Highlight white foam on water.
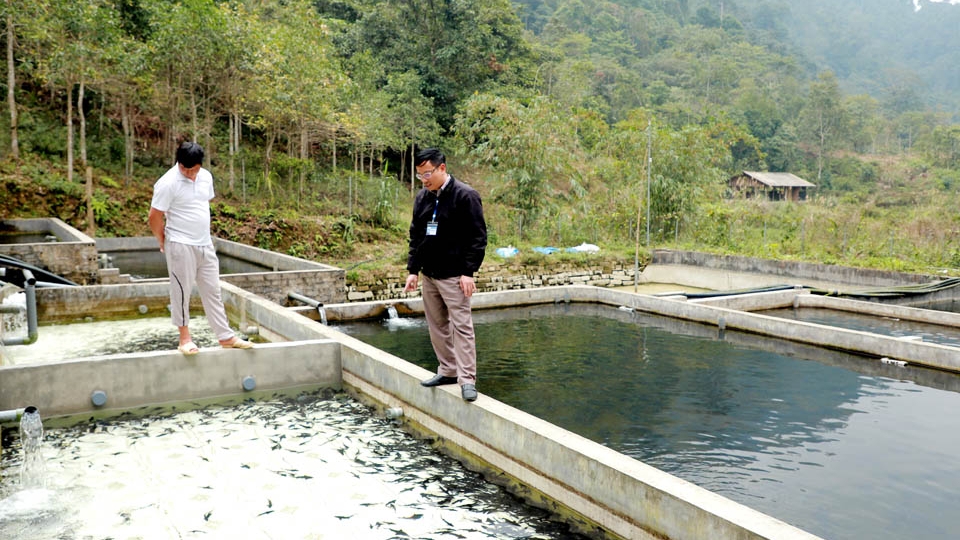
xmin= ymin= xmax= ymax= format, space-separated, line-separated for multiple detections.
xmin=383 ymin=316 xmax=426 ymax=331
xmin=3 ymin=315 xmax=218 ymax=365
xmin=0 ymin=488 xmax=56 ymax=521
xmin=0 ymin=394 xmax=577 ymax=539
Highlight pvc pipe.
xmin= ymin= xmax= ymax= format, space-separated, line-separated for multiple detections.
xmin=2 ymin=270 xmax=38 ymax=346
xmin=0 ymin=408 xmax=25 ymax=423
xmin=289 ymin=291 xmax=327 ymax=323
xmin=288 ymin=291 xmax=322 ymax=308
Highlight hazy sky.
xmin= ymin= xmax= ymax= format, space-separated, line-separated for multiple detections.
xmin=913 ymin=0 xmax=960 ymax=11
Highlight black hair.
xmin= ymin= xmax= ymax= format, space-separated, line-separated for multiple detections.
xmin=175 ymin=141 xmax=205 ymax=168
xmin=415 ymin=148 xmax=445 ymax=168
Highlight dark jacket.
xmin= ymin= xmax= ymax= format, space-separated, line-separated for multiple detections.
xmin=407 ymin=175 xmax=487 ymax=279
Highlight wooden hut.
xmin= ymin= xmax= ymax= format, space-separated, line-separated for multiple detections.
xmin=728 ymin=171 xmax=815 ymax=201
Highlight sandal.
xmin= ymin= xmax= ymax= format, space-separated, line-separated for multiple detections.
xmin=221 ymin=337 xmax=253 ymax=349
xmin=178 ymin=341 xmax=200 ymax=356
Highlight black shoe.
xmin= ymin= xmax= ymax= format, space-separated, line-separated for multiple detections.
xmin=421 ymin=374 xmax=458 ymax=387
xmin=461 ymin=384 xmax=478 ymax=402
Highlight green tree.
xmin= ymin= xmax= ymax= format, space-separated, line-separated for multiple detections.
xmin=339 ymin=0 xmax=535 ymax=129
xmin=453 ymin=93 xmax=581 ymax=238
xmin=26 ymin=0 xmax=116 ymax=181
xmin=381 ymin=71 xmax=439 ymax=192
xmin=143 ymin=0 xmax=233 ymax=155
xmin=918 ymin=125 xmax=960 ymax=168
xmin=799 ymin=71 xmax=847 ymax=184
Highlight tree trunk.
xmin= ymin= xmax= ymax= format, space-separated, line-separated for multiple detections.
xmin=67 ymin=83 xmax=74 ymax=183
xmin=202 ymin=96 xmax=211 ymax=167
xmin=190 ymin=90 xmax=198 ymax=143
xmin=6 ymin=12 xmax=18 ymax=159
xmin=167 ymin=71 xmax=177 ymax=158
xmin=228 ymin=110 xmax=235 ymax=192
xmin=121 ymin=99 xmax=133 ymax=184
xmin=399 ymin=146 xmax=406 ymax=189
xmin=85 ymin=166 xmax=94 ymax=236
xmin=299 ymin=121 xmax=308 ymax=204
xmin=817 ymin=111 xmax=824 ymax=183
xmin=78 ymin=79 xmax=87 ymax=168
xmin=263 ymin=130 xmax=274 ymax=199
xmin=331 ymin=129 xmax=337 ymax=171
xmin=231 ymin=110 xmax=241 ymax=192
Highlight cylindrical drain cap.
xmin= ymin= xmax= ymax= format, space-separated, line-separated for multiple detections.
xmin=91 ymin=390 xmax=108 ymax=407
xmin=242 ymin=376 xmax=256 ymax=391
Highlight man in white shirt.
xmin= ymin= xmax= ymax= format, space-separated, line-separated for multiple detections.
xmin=148 ymin=141 xmax=252 ymax=355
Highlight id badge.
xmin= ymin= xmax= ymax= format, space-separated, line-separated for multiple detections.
xmin=426 ymin=221 xmax=439 ymax=236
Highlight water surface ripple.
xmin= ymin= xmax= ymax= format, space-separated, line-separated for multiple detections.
xmin=339 ymin=303 xmax=960 ymax=540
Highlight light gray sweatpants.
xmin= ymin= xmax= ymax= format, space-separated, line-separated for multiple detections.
xmin=164 ymin=241 xmax=235 ymax=342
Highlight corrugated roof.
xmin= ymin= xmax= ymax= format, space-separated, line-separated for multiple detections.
xmin=739 ymin=171 xmax=816 ymax=187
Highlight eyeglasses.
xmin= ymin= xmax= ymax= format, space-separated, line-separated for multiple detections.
xmin=416 ymin=166 xmax=439 ymax=180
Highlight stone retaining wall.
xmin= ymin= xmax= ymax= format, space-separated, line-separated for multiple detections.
xmin=346 ymin=259 xmax=637 ymax=302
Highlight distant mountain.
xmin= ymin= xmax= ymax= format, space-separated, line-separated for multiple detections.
xmin=755 ymin=0 xmax=960 ymax=114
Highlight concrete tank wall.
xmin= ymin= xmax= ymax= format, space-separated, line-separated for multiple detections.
xmin=94 ymin=236 xmax=347 ymax=305
xmin=0 ymin=284 xmax=830 ymax=540
xmin=651 ymin=249 xmax=937 ymax=288
xmin=0 ymin=218 xmax=99 ymax=285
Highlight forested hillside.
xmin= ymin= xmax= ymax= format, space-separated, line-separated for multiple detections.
xmin=1 ymin=0 xmax=959 ymax=274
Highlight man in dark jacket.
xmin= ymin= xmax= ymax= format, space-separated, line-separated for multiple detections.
xmin=404 ymin=148 xmax=487 ymax=401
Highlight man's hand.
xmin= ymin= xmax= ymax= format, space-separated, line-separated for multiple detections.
xmin=147 ymin=207 xmax=166 ymax=253
xmin=459 ymin=275 xmax=477 ymax=298
xmin=404 ymin=274 xmax=419 ymax=292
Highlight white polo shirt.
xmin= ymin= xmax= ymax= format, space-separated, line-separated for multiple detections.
xmin=150 ymin=165 xmax=215 ymax=246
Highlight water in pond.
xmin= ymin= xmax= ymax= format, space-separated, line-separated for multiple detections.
xmin=0 ymin=390 xmax=585 ymax=540
xmin=0 ymin=232 xmax=57 ymax=244
xmin=334 ymin=303 xmax=960 ymax=540
xmin=2 ymin=316 xmax=225 ymax=365
xmin=760 ymin=307 xmax=960 ymax=348
xmin=104 ymin=250 xmax=272 ymax=279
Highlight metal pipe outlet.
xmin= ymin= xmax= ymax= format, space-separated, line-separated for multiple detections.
xmin=2 ymin=269 xmax=39 ymax=346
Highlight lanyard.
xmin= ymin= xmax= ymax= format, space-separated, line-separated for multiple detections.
xmin=431 ymin=193 xmax=440 ymax=221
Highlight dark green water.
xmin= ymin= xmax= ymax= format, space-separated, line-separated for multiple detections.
xmin=105 ymin=250 xmax=271 ymax=279
xmin=0 ymin=232 xmax=56 ymax=244
xmin=335 ymin=303 xmax=960 ymax=540
xmin=761 ymin=307 xmax=960 ymax=348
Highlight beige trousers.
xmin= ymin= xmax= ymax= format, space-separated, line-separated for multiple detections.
xmin=164 ymin=241 xmax=235 ymax=342
xmin=421 ymin=275 xmax=477 ymax=385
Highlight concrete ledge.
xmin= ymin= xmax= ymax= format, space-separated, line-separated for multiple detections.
xmin=320 ymin=284 xmax=960 ymax=370
xmin=689 ymin=288 xmax=806 ymax=311
xmin=597 ymin=289 xmax=960 ymax=371
xmin=334 ymin=328 xmax=820 ymax=540
xmin=7 ymin=283 xmax=957 ymax=540
xmin=319 ymin=285 xmax=592 ymax=322
xmin=798 ymin=294 xmax=960 ymax=326
xmin=0 ymin=340 xmax=341 ymax=417
xmin=94 ymin=236 xmax=346 ymax=304
xmin=1 ymin=218 xmax=99 ymax=284
xmin=36 ymin=282 xmax=172 ymax=321
xmin=651 ymin=249 xmax=936 ymax=287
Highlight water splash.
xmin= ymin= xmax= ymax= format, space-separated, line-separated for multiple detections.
xmin=317 ymin=306 xmax=328 ymax=325
xmin=386 ymin=305 xmax=399 ymax=319
xmin=1 ymin=292 xmax=27 ymax=341
xmin=18 ymin=407 xmax=45 ymax=489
